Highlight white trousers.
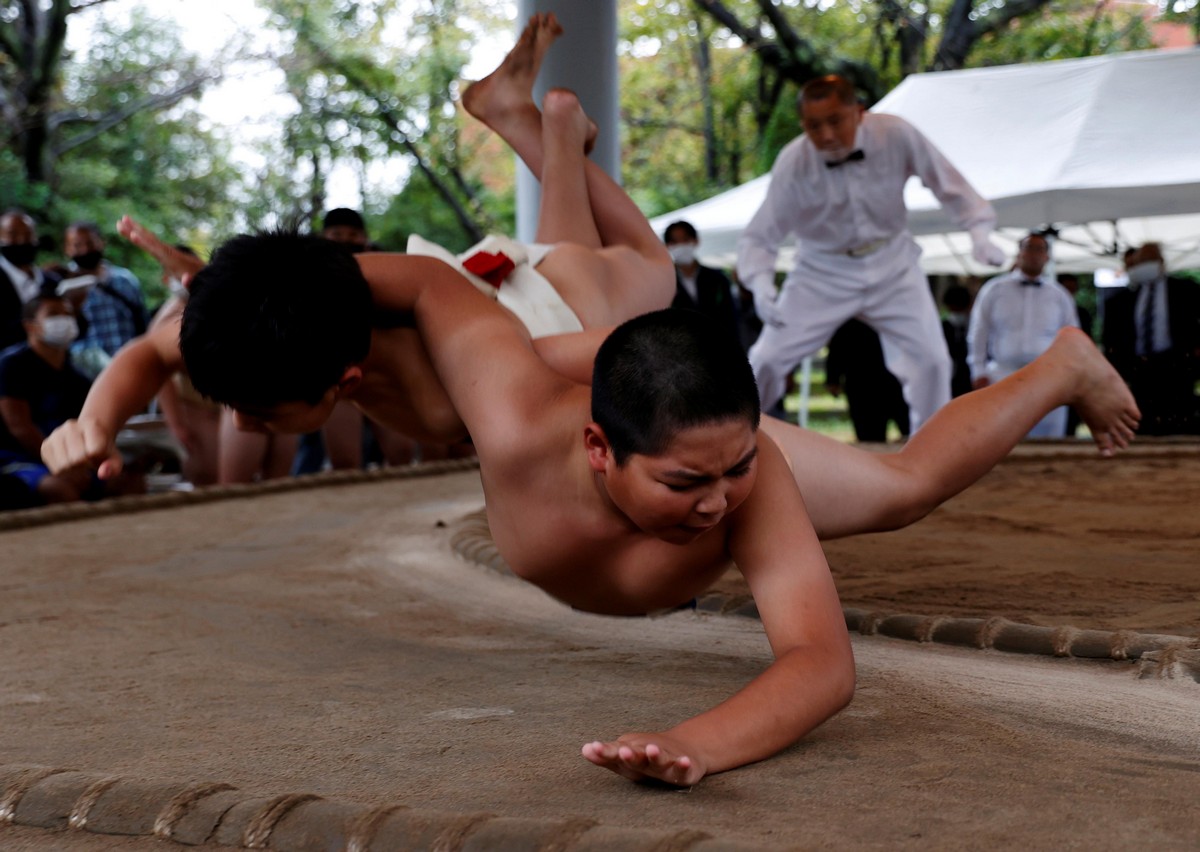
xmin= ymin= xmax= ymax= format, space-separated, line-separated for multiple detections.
xmin=749 ymin=238 xmax=951 ymax=432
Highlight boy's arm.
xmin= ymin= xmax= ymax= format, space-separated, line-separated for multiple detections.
xmin=530 ymin=327 xmax=612 ymax=386
xmin=116 ymin=215 xmax=206 ymax=283
xmin=583 ymin=438 xmax=854 ymax=785
xmin=364 ymin=251 xmax=611 ymax=389
xmin=355 ymin=253 xmax=423 ymax=315
xmin=41 ymin=317 xmax=185 ymax=478
xmin=398 ymin=255 xmax=569 ymax=456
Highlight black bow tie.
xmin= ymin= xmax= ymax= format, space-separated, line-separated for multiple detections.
xmin=826 ymin=149 xmax=865 ymax=169
xmin=1020 ymin=278 xmax=1041 ymax=287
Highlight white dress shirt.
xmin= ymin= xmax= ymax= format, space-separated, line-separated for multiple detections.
xmin=737 ymin=112 xmax=996 ymax=284
xmin=0 ymin=254 xmax=44 ymax=303
xmin=968 ymin=270 xmax=1080 ymax=380
xmin=676 ymin=268 xmax=699 ymax=303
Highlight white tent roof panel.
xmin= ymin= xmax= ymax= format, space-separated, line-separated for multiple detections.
xmin=649 ymin=48 xmax=1200 ymax=275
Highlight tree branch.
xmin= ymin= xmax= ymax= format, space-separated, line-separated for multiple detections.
xmin=933 ymin=0 xmax=1053 ymax=69
xmin=755 ymin=0 xmax=816 ymax=69
xmin=974 ymin=0 xmax=1054 ymax=40
xmin=51 ymin=75 xmax=211 ymax=156
xmin=66 ymin=0 xmax=119 ymax=12
xmin=692 ymin=0 xmax=789 ymax=69
xmin=292 ymin=20 xmax=486 ymax=241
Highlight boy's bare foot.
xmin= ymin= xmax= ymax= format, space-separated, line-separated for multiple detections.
xmin=1053 ymin=328 xmax=1140 ymax=455
xmin=542 ymin=88 xmax=598 ymax=153
xmin=462 ymin=13 xmax=562 ymax=129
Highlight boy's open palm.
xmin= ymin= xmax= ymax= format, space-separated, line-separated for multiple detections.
xmin=582 ymin=732 xmax=706 ymax=787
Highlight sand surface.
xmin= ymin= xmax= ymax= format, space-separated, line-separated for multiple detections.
xmin=714 ymin=443 xmax=1200 ymax=638
xmin=0 ymin=451 xmax=1197 ymax=850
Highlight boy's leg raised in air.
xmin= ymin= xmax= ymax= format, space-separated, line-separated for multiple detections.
xmin=764 ymin=328 xmax=1140 ymax=540
xmin=462 ymin=14 xmax=673 ymax=323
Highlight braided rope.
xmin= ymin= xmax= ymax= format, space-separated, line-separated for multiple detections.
xmin=152 ymin=781 xmax=236 ymax=839
xmin=67 ymin=776 xmax=121 ymax=829
xmin=0 ymin=458 xmax=480 ymax=534
xmin=241 ymin=793 xmax=322 ymax=848
xmin=448 ymin=511 xmax=1200 ymax=664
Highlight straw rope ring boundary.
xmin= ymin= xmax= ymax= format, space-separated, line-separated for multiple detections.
xmin=448 ymin=508 xmax=1200 ymax=676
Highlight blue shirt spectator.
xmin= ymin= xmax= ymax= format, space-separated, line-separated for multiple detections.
xmin=63 ymin=222 xmax=148 ymax=377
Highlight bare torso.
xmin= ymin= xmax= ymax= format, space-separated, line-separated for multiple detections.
xmin=351 ymin=324 xmax=467 ymax=444
xmin=477 ymin=385 xmax=737 ymax=616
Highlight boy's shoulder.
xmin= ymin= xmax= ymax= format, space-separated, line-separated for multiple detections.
xmin=480 ymin=384 xmax=588 ymax=476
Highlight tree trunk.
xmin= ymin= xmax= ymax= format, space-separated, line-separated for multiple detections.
xmin=692 ymin=15 xmax=720 ymax=183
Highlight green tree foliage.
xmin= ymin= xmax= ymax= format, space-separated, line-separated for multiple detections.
xmin=624 ymin=0 xmax=1160 ymax=218
xmin=0 ymin=3 xmax=241 ymax=305
xmin=254 ymin=0 xmax=512 ymax=249
xmin=52 ymin=9 xmax=241 ymax=294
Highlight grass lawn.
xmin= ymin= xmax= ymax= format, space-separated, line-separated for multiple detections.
xmin=777 ymin=360 xmax=908 ymax=444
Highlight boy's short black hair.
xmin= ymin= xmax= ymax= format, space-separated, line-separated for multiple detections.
xmin=592 ymin=309 xmax=760 ymax=464
xmin=180 ymin=230 xmax=373 ymax=408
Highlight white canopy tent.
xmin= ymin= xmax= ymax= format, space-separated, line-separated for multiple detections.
xmin=649 ymin=48 xmax=1200 ymax=276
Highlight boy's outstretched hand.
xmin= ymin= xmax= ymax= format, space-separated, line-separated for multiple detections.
xmin=116 ymin=215 xmax=205 ymax=285
xmin=581 ymin=732 xmax=706 ymax=787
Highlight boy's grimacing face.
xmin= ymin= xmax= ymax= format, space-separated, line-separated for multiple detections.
xmin=603 ymin=419 xmax=759 ymax=545
xmin=231 ymin=391 xmax=338 ymax=435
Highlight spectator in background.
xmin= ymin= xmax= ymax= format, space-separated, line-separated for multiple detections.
xmin=733 ymin=274 xmax=764 ymax=354
xmin=824 ymin=318 xmax=909 ymax=443
xmin=62 ymin=222 xmax=148 ymax=378
xmin=1057 ymin=272 xmax=1092 ymax=337
xmin=0 ymin=289 xmax=95 ymax=504
xmin=0 ymin=210 xmax=61 ymax=351
xmin=941 ymin=284 xmax=974 ymax=398
xmin=663 ymin=220 xmax=742 ymax=352
xmin=737 ymin=74 xmax=1006 ymax=432
xmin=320 ymin=207 xmax=370 ymax=253
xmin=968 ymin=233 xmax=1079 ymax=437
xmin=1102 ymin=242 xmax=1200 ymax=435
xmin=1058 ymin=271 xmax=1093 ymax=437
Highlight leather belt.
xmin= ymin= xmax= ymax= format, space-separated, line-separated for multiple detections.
xmin=844 ymin=238 xmax=890 ymax=258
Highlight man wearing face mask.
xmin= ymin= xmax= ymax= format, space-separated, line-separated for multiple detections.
xmin=1102 ymin=242 xmax=1200 ymax=435
xmin=0 ymin=289 xmax=95 ymax=504
xmin=663 ymin=221 xmax=742 ymax=352
xmin=62 ymin=222 xmax=148 ymax=379
xmin=737 ymin=75 xmax=1005 ymax=432
xmin=0 ymin=209 xmax=62 ymax=351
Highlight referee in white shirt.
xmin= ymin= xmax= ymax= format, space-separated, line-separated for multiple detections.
xmin=967 ymin=232 xmax=1080 ymax=437
xmin=737 ymin=75 xmax=1005 ymax=431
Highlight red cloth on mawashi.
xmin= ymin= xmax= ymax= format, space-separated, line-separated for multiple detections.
xmin=462 ymin=250 xmax=516 ymax=289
